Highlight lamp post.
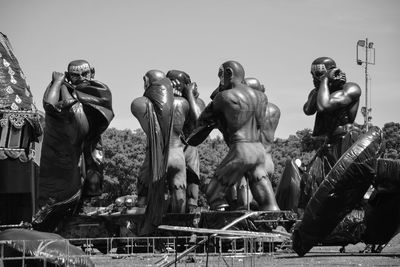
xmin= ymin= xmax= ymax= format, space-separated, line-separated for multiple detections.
xmin=356 ymin=38 xmax=375 ymax=131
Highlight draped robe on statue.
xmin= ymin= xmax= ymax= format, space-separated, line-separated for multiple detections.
xmin=34 ymin=80 xmax=113 ymax=231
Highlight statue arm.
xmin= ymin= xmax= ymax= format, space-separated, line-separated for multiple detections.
xmin=198 ymin=101 xmax=217 ymax=127
xmin=183 ymin=83 xmax=204 ymax=121
xmin=43 ymin=72 xmax=78 ymax=112
xmin=303 ymin=88 xmax=318 ymax=115
xmin=43 ymin=72 xmax=65 ymax=106
xmin=317 ymin=79 xmax=361 ymax=112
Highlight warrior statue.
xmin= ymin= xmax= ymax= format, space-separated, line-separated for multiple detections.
xmin=33 ymin=60 xmax=114 ymax=231
xmin=0 ymin=32 xmax=42 ymax=224
xmin=188 ymin=60 xmax=279 ymax=211
xmin=227 ymin=77 xmax=281 ymax=210
xmin=300 ymin=57 xmax=362 ymax=208
xmin=166 ymin=70 xmax=205 ymax=213
xmin=293 ymin=57 xmax=383 ymax=256
xmin=131 ymin=70 xmax=174 ymax=233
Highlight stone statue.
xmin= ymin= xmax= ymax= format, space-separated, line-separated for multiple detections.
xmin=0 ymin=32 xmax=42 ymax=224
xmin=34 ymin=60 xmax=114 ymax=231
xmin=188 ymin=60 xmax=279 ymax=211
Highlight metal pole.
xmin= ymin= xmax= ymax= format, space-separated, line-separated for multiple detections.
xmin=365 ymin=38 xmax=369 ymax=131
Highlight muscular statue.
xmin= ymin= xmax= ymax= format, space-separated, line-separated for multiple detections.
xmin=304 ymin=57 xmax=361 ymax=162
xmin=166 ymin=70 xmax=205 ymax=213
xmin=189 ymin=61 xmax=279 ymax=211
xmin=227 ymin=77 xmax=281 ymax=210
xmin=34 ymin=60 xmax=114 ymax=231
xmin=0 ymin=32 xmax=42 ymax=224
xmin=301 ymin=57 xmax=361 ymax=204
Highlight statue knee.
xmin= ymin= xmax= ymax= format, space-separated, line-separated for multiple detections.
xmin=187 ymin=183 xmax=199 ymax=209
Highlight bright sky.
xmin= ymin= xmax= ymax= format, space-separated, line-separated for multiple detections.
xmin=1 ymin=0 xmax=399 ymax=138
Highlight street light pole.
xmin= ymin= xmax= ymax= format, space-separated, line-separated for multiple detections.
xmin=357 ymin=38 xmax=375 ymax=131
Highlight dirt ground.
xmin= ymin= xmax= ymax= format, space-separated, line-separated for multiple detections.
xmin=91 ymin=233 xmax=400 ymax=266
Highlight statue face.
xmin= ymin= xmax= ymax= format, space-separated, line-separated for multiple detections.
xmin=68 ymin=62 xmax=92 ymax=85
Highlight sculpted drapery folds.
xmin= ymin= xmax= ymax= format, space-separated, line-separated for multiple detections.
xmin=131 ymin=70 xmax=174 ymax=233
xmin=33 ymin=60 xmax=113 ymax=231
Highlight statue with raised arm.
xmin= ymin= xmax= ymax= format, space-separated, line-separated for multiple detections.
xmin=300 ymin=57 xmax=362 ymax=207
xmin=33 ymin=60 xmax=114 ymax=231
xmin=188 ymin=61 xmax=279 ymax=211
xmin=0 ymin=32 xmax=42 ymax=224
xmin=293 ymin=57 xmax=383 ymax=256
xmin=166 ymin=70 xmax=206 ymax=213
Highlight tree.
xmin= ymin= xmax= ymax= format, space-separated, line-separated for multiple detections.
xmin=382 ymin=122 xmax=400 ymax=159
xmin=98 ymin=128 xmax=146 ymax=204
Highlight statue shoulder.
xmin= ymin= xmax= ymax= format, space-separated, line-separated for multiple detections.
xmin=131 ymin=96 xmax=149 ymax=118
xmin=267 ymin=102 xmax=281 ymax=117
xmin=343 ymin=82 xmax=361 ymax=97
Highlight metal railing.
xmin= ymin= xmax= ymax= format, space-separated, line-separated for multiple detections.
xmin=0 ymin=235 xmax=278 ymax=266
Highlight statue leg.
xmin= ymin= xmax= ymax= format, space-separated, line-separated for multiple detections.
xmin=226 ymin=184 xmax=238 ymax=210
xmin=187 ymin=182 xmax=199 ymax=212
xmin=185 ymin=146 xmax=200 ymax=212
xmin=237 ymin=176 xmax=251 ymax=210
xmin=205 ymin=178 xmax=229 ymax=210
xmin=168 ymin=147 xmax=187 ymax=214
xmin=249 ymin=166 xmax=280 ymax=211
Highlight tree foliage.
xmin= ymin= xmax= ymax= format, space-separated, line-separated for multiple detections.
xmin=382 ymin=122 xmax=400 ymax=159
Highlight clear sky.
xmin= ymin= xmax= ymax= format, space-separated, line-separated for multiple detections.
xmin=1 ymin=0 xmax=399 ymax=138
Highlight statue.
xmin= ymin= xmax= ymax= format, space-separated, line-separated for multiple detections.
xmin=33 ymin=60 xmax=114 ymax=231
xmin=300 ymin=57 xmax=362 ymax=207
xmin=0 ymin=32 xmax=42 ymax=224
xmin=188 ymin=61 xmax=279 ymax=211
xmin=226 ymin=77 xmax=281 ymax=210
xmin=293 ymin=57 xmax=383 ymax=256
xmin=166 ymin=70 xmax=205 ymax=213
xmin=131 ymin=70 xmax=174 ymax=233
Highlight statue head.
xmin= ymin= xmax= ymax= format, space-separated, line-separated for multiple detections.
xmin=67 ymin=59 xmax=94 ymax=85
xmin=310 ymin=57 xmax=336 ymax=87
xmin=143 ymin=69 xmax=165 ymax=90
xmin=218 ymin=60 xmax=245 ymax=90
xmin=244 ymin=77 xmax=265 ymax=93
xmin=166 ymin=70 xmax=191 ymax=96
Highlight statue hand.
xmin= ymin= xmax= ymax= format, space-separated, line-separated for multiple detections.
xmin=52 ymin=71 xmax=65 ymax=83
xmin=326 ymin=68 xmax=342 ymax=81
xmin=183 ymin=82 xmax=198 ymax=99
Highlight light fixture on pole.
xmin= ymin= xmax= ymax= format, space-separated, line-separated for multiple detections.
xmin=356 ymin=38 xmax=375 ymax=131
